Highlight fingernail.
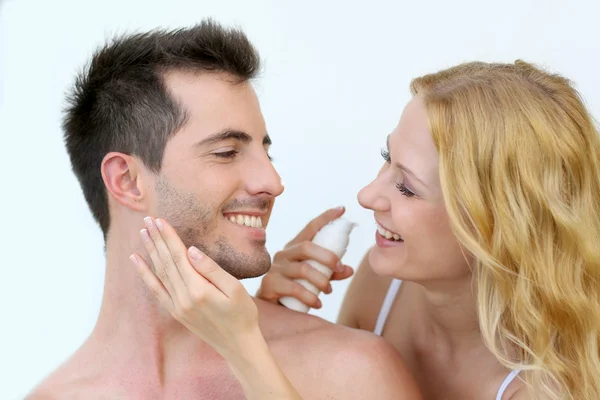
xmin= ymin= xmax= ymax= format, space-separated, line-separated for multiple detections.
xmin=155 ymin=219 xmax=164 ymax=231
xmin=140 ymin=229 xmax=150 ymax=242
xmin=144 ymin=217 xmax=153 ymax=230
xmin=129 ymin=254 xmax=138 ymax=266
xmin=316 ymin=299 xmax=322 ymax=308
xmin=188 ymin=246 xmax=203 ymax=260
xmin=336 ymin=261 xmax=344 ymax=271
xmin=334 ymin=206 xmax=345 ymax=211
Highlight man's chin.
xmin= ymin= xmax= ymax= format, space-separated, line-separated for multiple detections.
xmin=231 ymin=251 xmax=272 ymax=280
xmin=203 ymin=244 xmax=272 ymax=280
xmin=236 ymin=266 xmax=270 ymax=280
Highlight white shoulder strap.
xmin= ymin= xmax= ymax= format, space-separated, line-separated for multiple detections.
xmin=496 ymin=369 xmax=521 ymax=400
xmin=373 ymin=279 xmax=402 ymax=336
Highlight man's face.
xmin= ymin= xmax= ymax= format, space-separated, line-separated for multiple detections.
xmin=151 ymin=71 xmax=284 ymax=279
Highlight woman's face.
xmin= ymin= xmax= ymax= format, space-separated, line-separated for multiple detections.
xmin=358 ymin=97 xmax=470 ymax=282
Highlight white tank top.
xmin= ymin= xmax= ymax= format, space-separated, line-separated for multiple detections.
xmin=373 ymin=279 xmax=521 ymax=400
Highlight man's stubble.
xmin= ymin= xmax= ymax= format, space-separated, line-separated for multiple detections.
xmin=155 ymin=176 xmax=271 ymax=279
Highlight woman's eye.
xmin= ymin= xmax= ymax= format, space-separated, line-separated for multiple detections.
xmin=396 ymin=181 xmax=415 ymax=197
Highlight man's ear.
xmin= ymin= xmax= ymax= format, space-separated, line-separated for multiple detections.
xmin=101 ymin=152 xmax=148 ymax=212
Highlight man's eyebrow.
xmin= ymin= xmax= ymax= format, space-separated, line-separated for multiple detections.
xmin=193 ymin=129 xmax=272 ymax=148
xmin=194 ymin=129 xmax=252 ymax=148
xmin=386 ymin=135 xmax=429 ymax=189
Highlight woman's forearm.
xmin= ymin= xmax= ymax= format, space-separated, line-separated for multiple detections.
xmin=221 ymin=328 xmax=303 ymax=400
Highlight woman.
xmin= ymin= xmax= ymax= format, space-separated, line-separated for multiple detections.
xmin=132 ymin=60 xmax=600 ymax=399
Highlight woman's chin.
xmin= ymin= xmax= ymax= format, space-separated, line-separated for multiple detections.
xmin=368 ymin=247 xmax=406 ymax=278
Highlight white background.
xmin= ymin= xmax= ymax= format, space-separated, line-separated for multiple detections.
xmin=1 ymin=0 xmax=599 ymax=398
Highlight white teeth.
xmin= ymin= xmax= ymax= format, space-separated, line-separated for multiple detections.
xmin=377 ymin=223 xmax=402 ymax=241
xmin=249 ymin=216 xmax=263 ymax=228
xmin=227 ymin=214 xmax=264 ymax=229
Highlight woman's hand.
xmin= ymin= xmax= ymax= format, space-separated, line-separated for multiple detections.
xmin=257 ymin=207 xmax=355 ymax=309
xmin=129 ymin=216 xmax=303 ymax=400
xmin=130 ymin=216 xmax=258 ymax=357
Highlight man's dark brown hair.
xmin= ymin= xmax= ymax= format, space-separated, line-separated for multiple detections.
xmin=63 ymin=19 xmax=261 ymax=238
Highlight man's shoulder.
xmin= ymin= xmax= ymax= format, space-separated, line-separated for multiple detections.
xmin=26 ymin=378 xmax=130 ymax=400
xmin=304 ymin=327 xmax=421 ymax=399
xmin=257 ymin=300 xmax=422 ymax=399
xmin=25 ymin=362 xmax=75 ymax=400
xmin=24 ymin=386 xmax=57 ymax=400
xmin=25 ymin=380 xmax=80 ymax=400
xmin=256 ymin=298 xmax=364 ymax=339
xmin=24 ymin=361 xmax=128 ymax=400
xmin=25 ymin=372 xmax=89 ymax=400
xmin=257 ymin=297 xmax=390 ymax=345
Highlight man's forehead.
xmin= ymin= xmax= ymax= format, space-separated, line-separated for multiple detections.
xmin=163 ymin=71 xmax=252 ymax=109
xmin=163 ymin=71 xmax=267 ymax=144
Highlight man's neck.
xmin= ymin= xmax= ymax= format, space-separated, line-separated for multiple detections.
xmin=88 ymin=227 xmax=219 ymax=382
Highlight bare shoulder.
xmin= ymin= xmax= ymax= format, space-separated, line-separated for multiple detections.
xmin=24 ymin=359 xmax=126 ymax=400
xmin=258 ymin=301 xmax=421 ymax=399
xmin=312 ymin=326 xmax=422 ymax=399
xmin=509 ymin=388 xmax=536 ymax=400
xmin=24 ymin=387 xmax=58 ymax=400
xmin=337 ymin=246 xmax=394 ymax=330
xmin=509 ymin=392 xmax=528 ymax=400
xmin=26 ymin=379 xmax=128 ymax=400
xmin=25 ymin=365 xmax=75 ymax=400
xmin=25 ymin=380 xmax=82 ymax=400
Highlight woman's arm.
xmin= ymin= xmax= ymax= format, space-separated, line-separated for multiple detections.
xmin=337 ymin=247 xmax=393 ymax=330
xmin=223 ymin=328 xmax=302 ymax=400
xmin=130 ymin=216 xmax=302 ymax=400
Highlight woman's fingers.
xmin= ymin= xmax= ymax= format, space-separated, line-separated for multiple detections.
xmin=330 ymin=265 xmax=354 ymax=281
xmin=140 ymin=227 xmax=177 ymax=297
xmin=187 ymin=246 xmax=245 ymax=299
xmin=153 ymin=218 xmax=208 ymax=289
xmin=278 ymin=241 xmax=343 ymax=273
xmin=286 ymin=206 xmax=345 ymax=246
xmin=260 ymin=272 xmax=322 ymax=309
xmin=129 ymin=253 xmax=173 ymax=312
xmin=142 ymin=218 xmax=186 ymax=294
xmin=287 ymin=262 xmax=331 ymax=292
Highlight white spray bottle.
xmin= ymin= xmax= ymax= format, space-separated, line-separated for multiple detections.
xmin=279 ymin=217 xmax=356 ymax=313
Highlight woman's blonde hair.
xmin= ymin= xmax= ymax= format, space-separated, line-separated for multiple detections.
xmin=410 ymin=60 xmax=600 ymax=399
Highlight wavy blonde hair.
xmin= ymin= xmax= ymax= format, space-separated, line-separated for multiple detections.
xmin=410 ymin=60 xmax=600 ymax=399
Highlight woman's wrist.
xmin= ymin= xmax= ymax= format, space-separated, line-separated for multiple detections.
xmin=220 ymin=327 xmax=302 ymax=400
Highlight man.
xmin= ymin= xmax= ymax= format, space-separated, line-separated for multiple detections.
xmin=28 ymin=20 xmax=420 ymax=399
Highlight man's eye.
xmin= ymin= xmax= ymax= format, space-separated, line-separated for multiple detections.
xmin=213 ymin=150 xmax=239 ymax=158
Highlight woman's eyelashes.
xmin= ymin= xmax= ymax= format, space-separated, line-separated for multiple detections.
xmin=381 ymin=148 xmax=416 ymax=197
xmin=381 ymin=148 xmax=390 ymax=163
xmin=396 ymin=181 xmax=415 ymax=197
